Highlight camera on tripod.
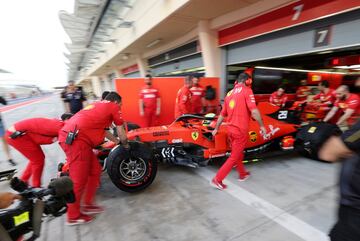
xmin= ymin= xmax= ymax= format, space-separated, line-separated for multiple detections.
xmin=0 ymin=176 xmax=75 ymax=241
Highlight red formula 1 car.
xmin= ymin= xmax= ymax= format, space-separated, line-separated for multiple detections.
xmin=59 ymin=102 xmax=301 ymax=193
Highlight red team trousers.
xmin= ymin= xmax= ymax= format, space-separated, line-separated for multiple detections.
xmin=144 ymin=108 xmax=156 ymax=127
xmin=60 ymin=139 xmax=102 ymax=219
xmin=5 ymin=131 xmax=45 ymax=187
xmin=215 ymin=131 xmax=248 ymax=181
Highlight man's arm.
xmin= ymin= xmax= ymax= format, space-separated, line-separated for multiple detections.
xmin=0 ymin=192 xmax=21 ymax=209
xmin=336 ymin=109 xmax=354 ymax=126
xmin=116 ymin=125 xmax=129 ymax=148
xmin=139 ymin=99 xmax=144 ymax=116
xmin=105 ymin=130 xmax=119 ymax=144
xmin=319 ymin=136 xmax=354 ymax=162
xmin=251 ymin=109 xmax=266 ymax=135
xmin=211 ymin=115 xmax=225 ymax=136
xmin=156 ymin=98 xmax=161 ymax=116
xmin=323 ymin=106 xmax=338 ymax=122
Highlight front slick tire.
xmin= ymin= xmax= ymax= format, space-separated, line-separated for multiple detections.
xmin=106 ymin=142 xmax=157 ymax=193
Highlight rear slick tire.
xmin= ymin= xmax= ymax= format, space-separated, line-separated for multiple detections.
xmin=106 ymin=142 xmax=157 ymax=193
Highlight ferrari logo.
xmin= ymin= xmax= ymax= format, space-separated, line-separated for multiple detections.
xmin=191 ymin=131 xmax=199 ymax=141
xmin=249 ymin=131 xmax=257 ymax=143
xmin=229 ymin=99 xmax=235 ymax=109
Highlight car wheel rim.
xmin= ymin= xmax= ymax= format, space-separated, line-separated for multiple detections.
xmin=119 ymin=157 xmax=147 ymax=182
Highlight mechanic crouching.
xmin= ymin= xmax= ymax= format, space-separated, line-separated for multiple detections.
xmin=59 ymin=91 xmax=129 ymax=225
xmin=5 ymin=113 xmax=73 ymax=187
xmin=211 ymin=73 xmax=266 ymax=189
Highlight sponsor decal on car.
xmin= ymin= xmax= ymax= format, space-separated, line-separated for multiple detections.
xmin=171 ymin=138 xmax=183 ymax=143
xmin=153 ymin=131 xmax=169 ymax=136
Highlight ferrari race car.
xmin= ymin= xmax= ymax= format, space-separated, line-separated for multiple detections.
xmin=59 ymin=102 xmax=303 ymax=193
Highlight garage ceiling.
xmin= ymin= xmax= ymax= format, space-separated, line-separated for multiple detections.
xmin=98 ymin=0 xmax=263 ymax=74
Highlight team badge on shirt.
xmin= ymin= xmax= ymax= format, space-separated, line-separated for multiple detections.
xmin=229 ymin=99 xmax=236 ymax=109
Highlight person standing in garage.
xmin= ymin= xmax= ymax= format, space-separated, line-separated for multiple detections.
xmin=139 ymin=74 xmax=161 ymax=127
xmin=296 ymin=79 xmax=311 ymax=101
xmin=174 ymin=76 xmax=193 ymax=118
xmin=210 ymin=73 xmax=266 ymax=189
xmin=269 ymin=86 xmax=288 ymax=108
xmin=323 ymin=85 xmax=360 ymax=129
xmin=190 ymin=76 xmax=205 ymax=114
xmin=5 ymin=114 xmax=73 ymax=187
xmin=59 ymin=91 xmax=129 ymax=225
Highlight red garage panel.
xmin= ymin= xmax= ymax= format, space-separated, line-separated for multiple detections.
xmin=115 ymin=77 xmax=220 ymax=127
xmin=219 ymin=0 xmax=360 ymax=46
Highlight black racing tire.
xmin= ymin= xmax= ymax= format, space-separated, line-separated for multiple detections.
xmin=106 ymin=141 xmax=157 ymax=193
xmin=127 ymin=122 xmax=140 ymax=131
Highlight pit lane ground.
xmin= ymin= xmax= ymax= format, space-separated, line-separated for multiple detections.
xmin=0 ymin=95 xmax=338 ymax=241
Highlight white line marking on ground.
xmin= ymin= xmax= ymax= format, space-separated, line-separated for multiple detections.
xmin=196 ymin=168 xmax=329 ymax=241
xmin=2 ymin=96 xmax=51 ymax=114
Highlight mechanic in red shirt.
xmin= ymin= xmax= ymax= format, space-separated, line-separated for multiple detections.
xmin=312 ymin=80 xmax=336 ymax=105
xmin=139 ymin=75 xmax=161 ymax=127
xmin=269 ymin=87 xmax=288 ymax=108
xmin=59 ymin=92 xmax=129 ymax=225
xmin=211 ymin=73 xmax=266 ymax=190
xmin=324 ymin=85 xmax=360 ymax=128
xmin=190 ymin=76 xmax=205 ymax=114
xmin=5 ymin=114 xmax=73 ymax=187
xmin=296 ymin=79 xmax=311 ymax=101
xmin=174 ymin=76 xmax=193 ymax=118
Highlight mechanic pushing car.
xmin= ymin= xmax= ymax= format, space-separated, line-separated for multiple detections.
xmin=139 ymin=74 xmax=161 ymax=127
xmin=323 ymin=85 xmax=360 ymax=129
xmin=190 ymin=76 xmax=205 ymax=114
xmin=269 ymin=86 xmax=288 ymax=108
xmin=175 ymin=76 xmax=193 ymax=118
xmin=59 ymin=91 xmax=129 ymax=225
xmin=5 ymin=113 xmax=73 ymax=187
xmin=312 ymin=80 xmax=336 ymax=105
xmin=211 ymin=72 xmax=266 ymax=190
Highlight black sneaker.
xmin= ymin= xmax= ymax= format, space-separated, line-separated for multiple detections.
xmin=8 ymin=159 xmax=17 ymax=166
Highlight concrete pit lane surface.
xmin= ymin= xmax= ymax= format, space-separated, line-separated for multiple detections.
xmin=0 ymin=95 xmax=338 ymax=241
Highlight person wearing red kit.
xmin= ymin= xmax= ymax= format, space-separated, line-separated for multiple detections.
xmin=58 ymin=92 xmax=129 ymax=225
xmin=139 ymin=74 xmax=161 ymax=127
xmin=312 ymin=80 xmax=336 ymax=105
xmin=324 ymin=85 xmax=360 ymax=129
xmin=296 ymin=79 xmax=311 ymax=101
xmin=174 ymin=76 xmax=193 ymax=118
xmin=5 ymin=113 xmax=73 ymax=187
xmin=269 ymin=87 xmax=288 ymax=108
xmin=211 ymin=73 xmax=266 ymax=190
xmin=190 ymin=76 xmax=205 ymax=114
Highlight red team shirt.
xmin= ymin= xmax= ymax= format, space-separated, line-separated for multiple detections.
xmin=15 ymin=118 xmax=64 ymax=144
xmin=313 ymin=89 xmax=336 ymax=105
xmin=175 ymin=86 xmax=192 ymax=118
xmin=60 ymin=101 xmax=124 ymax=147
xmin=190 ymin=84 xmax=205 ymax=113
xmin=334 ymin=94 xmax=360 ymax=121
xmin=296 ymin=86 xmax=311 ymax=101
xmin=221 ymin=83 xmax=257 ymax=134
xmin=269 ymin=92 xmax=288 ymax=107
xmin=139 ymin=86 xmax=160 ymax=111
